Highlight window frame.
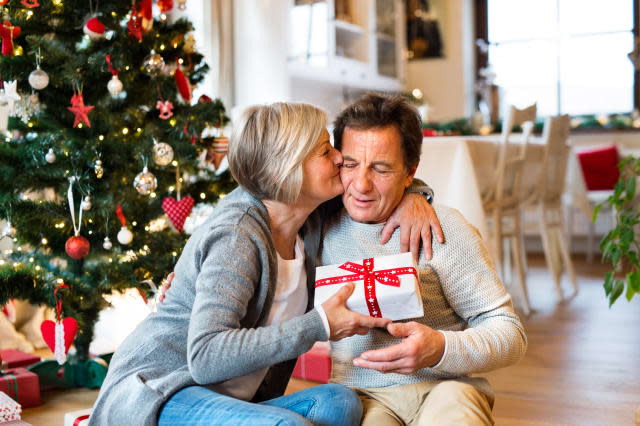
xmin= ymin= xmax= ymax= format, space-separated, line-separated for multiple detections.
xmin=474 ymin=0 xmax=640 ymax=113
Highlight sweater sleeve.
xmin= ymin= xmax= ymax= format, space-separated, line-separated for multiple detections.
xmin=186 ymin=223 xmax=328 ymax=385
xmin=429 ymin=208 xmax=527 ymax=375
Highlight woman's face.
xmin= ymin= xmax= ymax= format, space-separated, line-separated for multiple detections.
xmin=300 ymin=129 xmax=344 ymax=205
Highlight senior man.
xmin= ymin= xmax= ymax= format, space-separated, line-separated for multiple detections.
xmin=319 ymin=93 xmax=527 ymax=425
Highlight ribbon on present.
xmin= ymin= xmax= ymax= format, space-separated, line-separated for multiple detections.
xmin=74 ymin=414 xmax=90 ymax=426
xmin=4 ymin=373 xmax=17 ymax=401
xmin=315 ymin=258 xmax=417 ymax=318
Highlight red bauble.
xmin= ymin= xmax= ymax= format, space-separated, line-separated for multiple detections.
xmin=65 ymin=235 xmax=90 ymax=259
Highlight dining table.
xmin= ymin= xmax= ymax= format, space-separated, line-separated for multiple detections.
xmin=414 ymin=135 xmax=592 ymax=244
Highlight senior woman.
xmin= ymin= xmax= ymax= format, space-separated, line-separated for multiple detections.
xmin=89 ymin=103 xmax=439 ymax=426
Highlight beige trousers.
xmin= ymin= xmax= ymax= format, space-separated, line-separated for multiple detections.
xmin=357 ymin=380 xmax=495 ymax=426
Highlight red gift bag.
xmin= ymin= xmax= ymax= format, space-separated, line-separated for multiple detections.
xmin=292 ymin=343 xmax=331 ymax=384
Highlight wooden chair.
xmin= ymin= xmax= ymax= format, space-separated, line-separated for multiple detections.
xmin=523 ymin=115 xmax=578 ymax=299
xmin=483 ymin=103 xmax=537 ymax=316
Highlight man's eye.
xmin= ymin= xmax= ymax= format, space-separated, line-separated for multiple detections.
xmin=343 ymin=163 xmax=357 ymax=168
xmin=374 ymin=168 xmax=390 ymax=174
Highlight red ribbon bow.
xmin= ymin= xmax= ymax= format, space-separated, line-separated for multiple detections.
xmin=315 ymin=258 xmax=417 ymax=318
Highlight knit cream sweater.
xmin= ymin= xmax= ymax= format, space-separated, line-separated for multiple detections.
xmin=319 ymin=205 xmax=527 ymax=392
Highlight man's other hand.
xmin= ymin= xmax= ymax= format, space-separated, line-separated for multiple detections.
xmin=352 ymin=321 xmax=445 ymax=374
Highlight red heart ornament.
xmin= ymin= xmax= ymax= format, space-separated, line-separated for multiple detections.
xmin=162 ymin=195 xmax=194 ymax=233
xmin=41 ymin=317 xmax=77 ymax=356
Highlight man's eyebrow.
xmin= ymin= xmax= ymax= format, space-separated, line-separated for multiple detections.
xmin=342 ymin=155 xmax=358 ymax=162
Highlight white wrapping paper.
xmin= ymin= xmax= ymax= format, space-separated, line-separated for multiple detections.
xmin=63 ymin=408 xmax=92 ymax=426
xmin=314 ymin=252 xmax=423 ymax=321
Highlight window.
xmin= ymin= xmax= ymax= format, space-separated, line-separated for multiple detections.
xmin=483 ymin=0 xmax=636 ymax=116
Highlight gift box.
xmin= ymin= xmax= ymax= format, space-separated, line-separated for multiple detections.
xmin=292 ymin=342 xmax=331 ymax=383
xmin=314 ymin=252 xmax=424 ymax=321
xmin=0 ymin=351 xmax=40 ymax=370
xmin=0 ymin=369 xmax=40 ymax=408
xmin=64 ymin=408 xmax=92 ymax=426
xmin=0 ymin=391 xmax=21 ymax=423
xmin=2 ymin=421 xmax=31 ymax=425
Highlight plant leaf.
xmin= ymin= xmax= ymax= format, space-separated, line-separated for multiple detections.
xmin=609 ymin=280 xmax=624 ymax=307
xmin=626 ymin=177 xmax=636 ymax=201
xmin=592 ymin=204 xmax=602 ymax=222
xmin=603 ymin=271 xmax=614 ymax=295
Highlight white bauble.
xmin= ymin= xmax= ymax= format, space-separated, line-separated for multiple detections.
xmin=107 ymin=75 xmax=123 ymax=96
xmin=117 ymin=226 xmax=133 ymax=245
xmin=45 ymin=148 xmax=56 ymax=163
xmin=152 ymin=141 xmax=174 ymax=166
xmin=28 ymin=67 xmax=49 ymax=90
xmin=103 ymin=236 xmax=112 ymax=250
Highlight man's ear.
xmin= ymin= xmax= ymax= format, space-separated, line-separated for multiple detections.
xmin=404 ymin=163 xmax=419 ymax=188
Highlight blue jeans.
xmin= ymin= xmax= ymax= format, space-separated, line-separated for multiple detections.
xmin=157 ymin=383 xmax=362 ymax=426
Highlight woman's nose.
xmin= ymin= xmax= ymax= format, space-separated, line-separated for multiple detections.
xmin=331 ymin=147 xmax=343 ymax=166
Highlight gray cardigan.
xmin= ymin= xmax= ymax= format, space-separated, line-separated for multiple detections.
xmin=89 ymin=188 xmax=328 ymax=426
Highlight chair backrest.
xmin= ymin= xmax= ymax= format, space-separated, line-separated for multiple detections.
xmin=494 ymin=104 xmax=537 ymax=205
xmin=538 ymin=114 xmax=571 ymax=203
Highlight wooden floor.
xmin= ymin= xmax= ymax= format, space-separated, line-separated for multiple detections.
xmin=21 ymin=255 xmax=640 ymax=426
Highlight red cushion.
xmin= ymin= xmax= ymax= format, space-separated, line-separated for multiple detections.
xmin=577 ymin=145 xmax=620 ymax=190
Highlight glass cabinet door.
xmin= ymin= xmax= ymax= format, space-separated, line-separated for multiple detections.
xmin=375 ymin=0 xmax=398 ymax=78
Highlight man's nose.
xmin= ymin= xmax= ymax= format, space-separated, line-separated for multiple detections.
xmin=353 ymin=168 xmax=373 ymax=193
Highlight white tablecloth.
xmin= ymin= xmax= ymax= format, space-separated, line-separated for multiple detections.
xmin=414 ymin=136 xmax=591 ymax=242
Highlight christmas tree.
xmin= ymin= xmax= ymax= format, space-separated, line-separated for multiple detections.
xmin=0 ymin=0 xmax=235 ymax=387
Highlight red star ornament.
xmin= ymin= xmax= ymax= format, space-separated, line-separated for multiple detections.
xmin=127 ymin=2 xmax=143 ymax=42
xmin=68 ymin=92 xmax=94 ymax=128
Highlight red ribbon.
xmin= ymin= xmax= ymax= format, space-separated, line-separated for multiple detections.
xmin=54 ymin=283 xmax=68 ymax=322
xmin=74 ymin=414 xmax=90 ymax=426
xmin=106 ymin=54 xmax=118 ymax=76
xmin=115 ymin=204 xmax=127 ymax=227
xmin=315 ymin=258 xmax=417 ymax=318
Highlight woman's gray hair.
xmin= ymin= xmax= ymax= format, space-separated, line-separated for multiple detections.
xmin=228 ymin=102 xmax=328 ymax=203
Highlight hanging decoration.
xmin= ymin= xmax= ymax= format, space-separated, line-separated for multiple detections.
xmin=40 ymin=284 xmax=78 ymax=365
xmin=105 ymin=54 xmax=123 ymax=96
xmin=208 ymin=134 xmax=229 ymax=171
xmin=14 ymin=93 xmax=41 ymax=123
xmin=45 ymin=147 xmax=56 ymax=163
xmin=177 ymin=0 xmax=187 ymax=11
xmin=67 ymin=85 xmax=94 ymax=128
xmin=1 ymin=220 xmax=16 ymax=239
xmin=29 ymin=49 xmax=49 ymax=90
xmin=115 ymin=204 xmax=133 ymax=245
xmin=20 ymin=0 xmax=40 ymax=8
xmin=81 ymin=195 xmax=92 ymax=211
xmin=83 ymin=17 xmax=105 ymax=41
xmin=0 ymin=20 xmax=21 ymax=56
xmin=3 ymin=80 xmax=20 ymax=113
xmin=183 ymin=33 xmax=195 ymax=54
xmin=143 ymin=50 xmax=164 ymax=77
xmin=156 ymin=100 xmax=173 ymax=120
xmin=174 ymin=59 xmax=191 ymax=103
xmin=94 ymin=159 xmax=104 ymax=178
xmin=102 ymin=236 xmax=112 ymax=250
xmin=158 ymin=0 xmax=174 ymax=13
xmin=127 ymin=1 xmax=143 ymax=42
xmin=162 ymin=162 xmax=194 ymax=233
xmin=65 ymin=177 xmax=91 ymax=259
xmin=140 ymin=0 xmax=153 ymax=32
xmin=133 ymin=165 xmax=157 ymax=195
xmin=152 ymin=138 xmax=174 ymax=166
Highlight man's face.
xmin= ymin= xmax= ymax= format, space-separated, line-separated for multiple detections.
xmin=340 ymin=125 xmax=416 ymax=223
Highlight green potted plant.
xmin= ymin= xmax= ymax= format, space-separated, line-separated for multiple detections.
xmin=593 ymin=155 xmax=640 ymax=306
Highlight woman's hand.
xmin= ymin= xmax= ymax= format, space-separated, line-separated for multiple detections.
xmin=158 ymin=272 xmax=174 ymax=303
xmin=381 ymin=193 xmax=444 ymax=261
xmin=322 ymin=282 xmax=391 ymax=341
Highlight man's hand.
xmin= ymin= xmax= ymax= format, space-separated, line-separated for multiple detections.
xmin=322 ymin=282 xmax=392 ymax=341
xmin=381 ymin=193 xmax=445 ymax=261
xmin=352 ymin=322 xmax=445 ymax=374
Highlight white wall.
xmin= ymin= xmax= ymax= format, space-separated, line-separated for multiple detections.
xmin=405 ymin=0 xmax=475 ymax=122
